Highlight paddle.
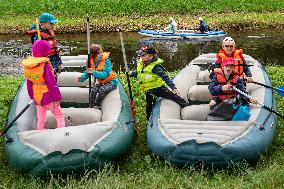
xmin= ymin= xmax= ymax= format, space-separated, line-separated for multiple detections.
xmin=86 ymin=15 xmax=92 ymax=107
xmin=232 ymin=86 xmax=284 ymax=119
xmin=245 ymin=79 xmax=284 ymax=97
xmin=0 ymin=100 xmax=34 ymax=137
xmin=36 ymin=18 xmax=41 ymax=40
xmin=118 ymin=29 xmax=136 ymax=116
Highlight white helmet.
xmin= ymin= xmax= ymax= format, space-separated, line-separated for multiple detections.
xmin=198 ymin=17 xmax=203 ymax=21
xmin=222 ymin=37 xmax=235 ymax=45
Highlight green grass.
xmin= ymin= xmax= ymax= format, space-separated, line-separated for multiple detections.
xmin=0 ymin=66 xmax=284 ymax=188
xmin=0 ymin=0 xmax=283 ymax=33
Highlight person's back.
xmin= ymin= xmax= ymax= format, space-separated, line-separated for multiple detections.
xmin=21 ymin=40 xmax=65 ymax=130
xmin=195 ymin=17 xmax=209 ymax=33
xmin=164 ymin=17 xmax=177 ymax=33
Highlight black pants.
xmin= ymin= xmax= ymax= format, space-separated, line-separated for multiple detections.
xmin=91 ymin=82 xmax=116 ymax=107
xmin=146 ymin=86 xmax=188 ymax=119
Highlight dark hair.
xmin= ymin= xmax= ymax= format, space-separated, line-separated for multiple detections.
xmin=91 ymin=44 xmax=103 ymax=57
xmin=138 ymin=45 xmax=157 ymax=56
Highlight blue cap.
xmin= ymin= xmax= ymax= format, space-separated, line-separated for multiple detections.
xmin=39 ymin=13 xmax=59 ymax=24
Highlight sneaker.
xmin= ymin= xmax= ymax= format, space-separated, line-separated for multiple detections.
xmin=93 ymin=105 xmax=101 ymax=109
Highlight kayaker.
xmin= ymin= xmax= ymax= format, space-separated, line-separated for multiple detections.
xmin=21 ymin=40 xmax=65 ymax=130
xmin=78 ymin=44 xmax=118 ymax=108
xmin=207 ymin=57 xmax=257 ymax=121
xmin=164 ymin=17 xmax=177 ymax=33
xmin=209 ymin=37 xmax=253 ymax=83
xmin=131 ymin=46 xmax=190 ymax=119
xmin=28 ymin=12 xmax=63 ymax=77
xmin=194 ymin=17 xmax=210 ymax=33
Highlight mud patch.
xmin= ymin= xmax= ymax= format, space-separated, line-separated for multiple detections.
xmin=0 ymin=55 xmax=23 ymax=76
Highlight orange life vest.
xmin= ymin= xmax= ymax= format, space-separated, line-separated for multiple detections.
xmin=22 ymin=57 xmax=53 ymax=105
xmin=28 ymin=29 xmax=58 ymax=55
xmin=217 ymin=49 xmax=244 ymax=77
xmin=212 ymin=68 xmax=238 ymax=101
xmin=89 ymin=52 xmax=116 ymax=84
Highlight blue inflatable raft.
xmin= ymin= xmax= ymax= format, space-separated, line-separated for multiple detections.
xmin=147 ymin=53 xmax=276 ymax=168
xmin=138 ymin=29 xmax=226 ymax=39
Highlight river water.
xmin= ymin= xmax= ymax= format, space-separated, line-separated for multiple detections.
xmin=0 ymin=29 xmax=283 ymax=76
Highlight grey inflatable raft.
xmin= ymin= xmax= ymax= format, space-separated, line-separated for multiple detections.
xmin=5 ymin=61 xmax=134 ymax=176
xmin=147 ymin=53 xmax=276 ymax=168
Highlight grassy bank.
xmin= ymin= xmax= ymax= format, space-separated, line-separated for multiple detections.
xmin=0 ymin=0 xmax=283 ymax=34
xmin=0 ymin=66 xmax=284 ymax=188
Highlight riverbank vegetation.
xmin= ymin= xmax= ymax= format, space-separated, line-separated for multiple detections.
xmin=0 ymin=0 xmax=283 ymax=34
xmin=0 ymin=66 xmax=283 ymax=188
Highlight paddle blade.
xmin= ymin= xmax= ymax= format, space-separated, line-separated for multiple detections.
xmin=276 ymin=86 xmax=284 ymax=97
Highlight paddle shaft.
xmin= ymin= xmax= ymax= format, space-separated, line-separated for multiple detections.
xmin=0 ymin=100 xmax=34 ymax=136
xmin=119 ymin=31 xmax=135 ymax=115
xmin=232 ymin=87 xmax=284 ymax=119
xmin=250 ymin=80 xmax=284 ymax=96
xmin=86 ymin=16 xmax=92 ymax=107
xmin=36 ymin=18 xmax=41 ymax=40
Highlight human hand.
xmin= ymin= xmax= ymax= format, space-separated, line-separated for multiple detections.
xmin=87 ymin=68 xmax=93 ymax=74
xmin=222 ymin=84 xmax=232 ymax=91
xmin=246 ymin=77 xmax=253 ymax=83
xmin=250 ymin=98 xmax=258 ymax=104
xmin=209 ymin=100 xmax=216 ymax=107
xmin=54 ymin=101 xmax=60 ymax=107
xmin=172 ymin=89 xmax=180 ymax=95
xmin=77 ymin=76 xmax=82 ymax=82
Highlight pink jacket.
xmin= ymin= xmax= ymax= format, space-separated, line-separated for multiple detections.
xmin=27 ymin=64 xmax=62 ymax=106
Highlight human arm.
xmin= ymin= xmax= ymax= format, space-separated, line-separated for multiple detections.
xmin=44 ymin=64 xmax=62 ymax=102
xmin=78 ymin=70 xmax=89 ymax=82
xmin=90 ymin=58 xmax=112 ymax=79
xmin=152 ymin=64 xmax=176 ymax=90
xmin=208 ymin=76 xmax=223 ymax=96
xmin=130 ymin=70 xmax=138 ymax=78
xmin=26 ymin=79 xmax=34 ymax=99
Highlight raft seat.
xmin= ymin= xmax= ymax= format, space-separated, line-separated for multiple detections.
xmin=45 ymin=108 xmax=102 ymax=129
xmin=182 ymin=84 xmax=211 ymax=121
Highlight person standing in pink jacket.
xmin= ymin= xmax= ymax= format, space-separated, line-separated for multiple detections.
xmin=21 ymin=40 xmax=65 ymax=130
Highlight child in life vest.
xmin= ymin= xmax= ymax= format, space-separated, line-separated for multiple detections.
xmin=22 ymin=40 xmax=65 ymax=130
xmin=28 ymin=12 xmax=62 ymax=75
xmin=209 ymin=37 xmax=253 ymax=83
xmin=131 ymin=46 xmax=190 ymax=119
xmin=207 ymin=57 xmax=257 ymax=120
xmin=78 ymin=44 xmax=118 ymax=108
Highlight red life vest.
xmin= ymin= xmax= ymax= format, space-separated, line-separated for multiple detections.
xmin=217 ymin=49 xmax=244 ymax=77
xmin=212 ymin=68 xmax=238 ymax=101
xmin=90 ymin=52 xmax=116 ymax=84
xmin=28 ymin=29 xmax=58 ymax=56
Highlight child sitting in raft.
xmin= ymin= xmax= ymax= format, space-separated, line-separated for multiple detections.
xmin=21 ymin=40 xmax=65 ymax=130
xmin=209 ymin=37 xmax=253 ymax=83
xmin=131 ymin=46 xmax=190 ymax=120
xmin=78 ymin=44 xmax=118 ymax=108
xmin=207 ymin=57 xmax=257 ymax=121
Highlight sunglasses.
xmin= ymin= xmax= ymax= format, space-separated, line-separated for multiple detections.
xmin=224 ymin=45 xmax=234 ymax=48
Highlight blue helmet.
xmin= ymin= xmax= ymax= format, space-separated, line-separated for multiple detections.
xmin=39 ymin=13 xmax=59 ymax=24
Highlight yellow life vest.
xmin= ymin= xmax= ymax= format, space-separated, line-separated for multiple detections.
xmin=22 ymin=57 xmax=53 ymax=104
xmin=137 ymin=58 xmax=165 ymax=92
